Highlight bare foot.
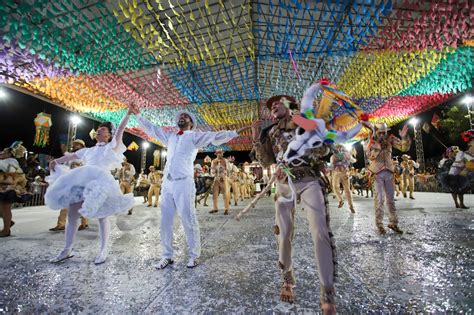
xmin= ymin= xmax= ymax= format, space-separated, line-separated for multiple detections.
xmin=321 ymin=303 xmax=336 ymax=315
xmin=280 ymin=283 xmax=295 ymax=303
xmin=377 ymin=226 xmax=386 ymax=235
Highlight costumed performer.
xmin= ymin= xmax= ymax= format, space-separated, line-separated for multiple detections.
xmin=129 ymin=103 xmax=250 ymax=269
xmin=46 ymin=110 xmax=135 ymax=264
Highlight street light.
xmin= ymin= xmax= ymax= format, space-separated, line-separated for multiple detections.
xmin=70 ymin=115 xmax=81 ymax=125
xmin=141 ymin=142 xmax=150 ymax=171
xmin=410 ymin=117 xmax=425 ymax=172
xmin=409 ymin=118 xmax=418 ymax=126
xmin=463 ymin=94 xmax=474 ymax=130
xmin=462 ymin=94 xmax=474 ymax=105
xmin=66 ymin=115 xmax=81 ymax=152
xmin=160 ymin=149 xmax=167 ymax=171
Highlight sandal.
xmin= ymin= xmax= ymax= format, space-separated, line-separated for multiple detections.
xmin=387 ymin=224 xmax=403 ymax=234
xmin=51 ymin=249 xmax=74 ymax=263
xmin=0 ymin=230 xmax=11 ymax=237
xmin=187 ymin=258 xmax=199 ymax=268
xmin=155 ymin=258 xmax=174 ymax=270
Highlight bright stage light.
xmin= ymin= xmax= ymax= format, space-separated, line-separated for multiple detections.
xmin=409 ymin=118 xmax=419 ymax=126
xmin=142 ymin=142 xmax=150 ymax=149
xmin=0 ymin=88 xmax=7 ymax=99
xmin=161 ymin=150 xmax=167 ymax=157
xmin=462 ymin=94 xmax=474 ymax=105
xmin=70 ymin=115 xmax=81 ymax=125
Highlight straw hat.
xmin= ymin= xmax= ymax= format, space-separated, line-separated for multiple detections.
xmin=266 ymin=95 xmax=298 ymax=110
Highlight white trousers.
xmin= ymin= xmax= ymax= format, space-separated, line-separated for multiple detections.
xmin=160 ymin=178 xmax=201 ymax=259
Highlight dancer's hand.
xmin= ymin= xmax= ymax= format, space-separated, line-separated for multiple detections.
xmin=127 ymin=102 xmax=140 ymax=115
xmin=251 ymin=120 xmax=263 ymax=141
xmin=236 ymin=126 xmax=251 ymax=135
xmin=275 ymin=167 xmax=286 ymax=181
xmin=49 ymin=160 xmax=57 ymax=172
xmin=399 ymin=124 xmax=409 ymax=138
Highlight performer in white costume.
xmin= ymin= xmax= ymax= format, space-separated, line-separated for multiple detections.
xmin=129 ymin=103 xmax=249 ymax=269
xmin=45 ymin=110 xmax=135 ymax=265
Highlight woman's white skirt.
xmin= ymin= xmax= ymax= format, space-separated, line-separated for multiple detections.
xmin=45 ymin=165 xmax=135 ymax=219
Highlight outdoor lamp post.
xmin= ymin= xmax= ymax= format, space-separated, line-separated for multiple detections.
xmin=463 ymin=94 xmax=474 ymax=130
xmin=67 ymin=115 xmax=81 ymax=151
xmin=160 ymin=149 xmax=167 ymax=171
xmin=0 ymin=88 xmax=7 ymax=99
xmin=141 ymin=142 xmax=150 ymax=172
xmin=409 ymin=118 xmax=425 ymax=173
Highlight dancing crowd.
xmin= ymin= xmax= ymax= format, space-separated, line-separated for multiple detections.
xmin=1 ymin=81 xmax=473 ymax=314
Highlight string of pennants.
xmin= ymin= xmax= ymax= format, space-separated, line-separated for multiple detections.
xmin=0 ymin=0 xmax=472 ymax=152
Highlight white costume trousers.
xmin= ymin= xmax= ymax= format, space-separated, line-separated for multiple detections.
xmin=160 ymin=178 xmax=201 ymax=259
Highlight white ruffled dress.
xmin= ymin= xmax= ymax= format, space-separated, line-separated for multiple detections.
xmin=44 ymin=139 xmax=135 ymax=219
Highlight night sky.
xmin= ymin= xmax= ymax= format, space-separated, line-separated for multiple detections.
xmin=0 ymin=85 xmax=471 ymax=172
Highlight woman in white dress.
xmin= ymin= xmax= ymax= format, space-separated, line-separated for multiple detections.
xmin=45 ymin=109 xmax=135 ymax=264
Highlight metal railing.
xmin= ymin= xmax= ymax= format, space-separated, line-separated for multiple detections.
xmin=13 ymin=184 xmax=48 ymax=208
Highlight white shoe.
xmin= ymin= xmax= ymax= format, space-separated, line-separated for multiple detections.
xmin=50 ymin=249 xmax=74 ymax=263
xmin=154 ymin=258 xmax=174 ymax=270
xmin=187 ymin=258 xmax=199 ymax=268
xmin=94 ymin=251 xmax=107 ymax=265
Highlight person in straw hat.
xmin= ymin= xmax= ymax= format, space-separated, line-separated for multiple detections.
xmin=400 ymin=154 xmax=419 ymax=199
xmin=365 ymin=122 xmax=411 ymax=235
xmin=251 ymin=81 xmax=363 ymax=313
xmin=128 ymin=103 xmax=250 ymax=269
xmin=330 ymin=144 xmax=356 ymax=213
xmin=209 ymin=148 xmax=231 ymax=214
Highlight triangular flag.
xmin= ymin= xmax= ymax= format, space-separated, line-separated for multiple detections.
xmin=127 ymin=141 xmax=139 ymax=151
xmin=431 ymin=113 xmax=440 ymax=130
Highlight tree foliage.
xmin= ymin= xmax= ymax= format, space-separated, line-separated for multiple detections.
xmin=439 ymin=104 xmax=470 ymax=142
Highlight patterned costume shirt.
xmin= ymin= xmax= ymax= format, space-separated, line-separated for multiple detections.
xmin=252 ymin=117 xmax=329 ymax=181
xmin=367 ymin=134 xmax=411 ymax=174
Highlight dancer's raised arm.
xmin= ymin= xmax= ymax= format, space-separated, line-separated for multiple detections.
xmin=49 ymin=153 xmax=79 ymax=172
xmin=128 ymin=103 xmax=171 ymax=145
xmin=112 ymin=108 xmax=132 ymax=153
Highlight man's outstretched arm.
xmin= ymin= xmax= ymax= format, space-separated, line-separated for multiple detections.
xmin=193 ymin=126 xmax=250 ymax=148
xmin=128 ymin=103 xmax=170 ymax=145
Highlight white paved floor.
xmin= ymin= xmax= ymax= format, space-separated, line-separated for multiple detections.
xmin=0 ymin=192 xmax=473 ymax=313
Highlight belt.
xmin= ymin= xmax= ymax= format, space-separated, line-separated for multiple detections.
xmin=167 ymin=174 xmax=188 ymax=181
xmin=289 ymin=166 xmax=320 ymax=181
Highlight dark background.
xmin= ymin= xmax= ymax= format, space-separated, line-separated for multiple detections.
xmin=0 ymin=86 xmax=253 ymax=172
xmin=0 ymin=85 xmax=471 ymax=172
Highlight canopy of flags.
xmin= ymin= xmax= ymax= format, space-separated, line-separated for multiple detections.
xmin=1 ymin=0 xmax=472 ymax=151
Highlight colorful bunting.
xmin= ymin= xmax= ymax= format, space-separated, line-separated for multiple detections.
xmin=0 ymin=0 xmax=472 ymax=151
xmin=33 ymin=112 xmax=52 ymax=147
